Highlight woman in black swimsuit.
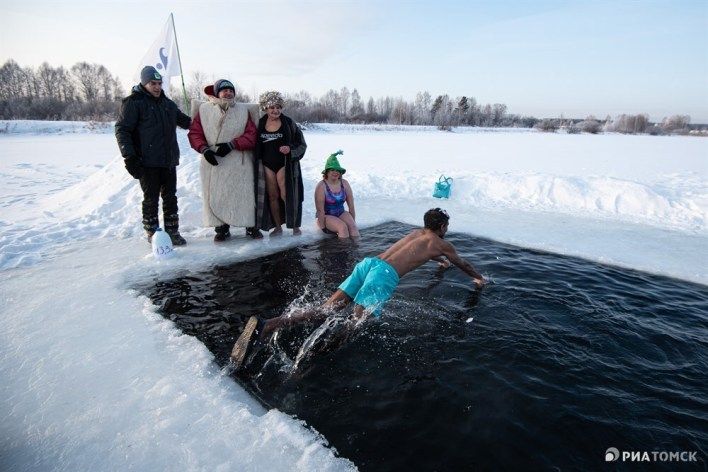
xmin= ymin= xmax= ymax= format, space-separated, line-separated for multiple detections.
xmin=255 ymin=91 xmax=307 ymax=236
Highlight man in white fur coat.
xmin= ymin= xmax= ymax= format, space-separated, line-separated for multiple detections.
xmin=188 ymin=79 xmax=263 ymax=241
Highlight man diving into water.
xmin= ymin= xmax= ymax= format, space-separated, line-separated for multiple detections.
xmin=231 ymin=208 xmax=486 ymax=370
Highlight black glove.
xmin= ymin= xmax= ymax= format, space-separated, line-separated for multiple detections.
xmin=124 ymin=157 xmax=143 ymax=179
xmin=203 ymin=150 xmax=219 ymax=166
xmin=215 ymin=142 xmax=232 ymax=157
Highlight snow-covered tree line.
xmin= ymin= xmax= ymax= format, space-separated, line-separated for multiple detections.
xmin=0 ymin=60 xmax=532 ymax=127
xmin=170 ymin=73 xmax=533 ymax=127
xmin=0 ymin=60 xmax=699 ymax=134
xmin=264 ymin=89 xmax=538 ymax=128
xmin=0 ymin=60 xmax=124 ymax=120
xmin=534 ymin=114 xmax=694 ymax=135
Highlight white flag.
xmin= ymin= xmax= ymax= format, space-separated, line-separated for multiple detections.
xmin=134 ymin=15 xmax=181 ymax=83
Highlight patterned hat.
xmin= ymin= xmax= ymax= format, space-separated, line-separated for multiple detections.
xmin=322 ymin=150 xmax=345 ymax=175
xmin=259 ymin=91 xmax=285 ymax=111
xmin=204 ymin=79 xmax=235 ymax=97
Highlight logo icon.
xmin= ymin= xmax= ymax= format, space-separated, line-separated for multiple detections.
xmin=156 ymin=47 xmax=169 ymax=71
xmin=606 ymin=447 xmax=620 ymax=462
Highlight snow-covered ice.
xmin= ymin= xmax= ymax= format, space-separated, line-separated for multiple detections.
xmin=1 ymin=121 xmax=706 ymax=470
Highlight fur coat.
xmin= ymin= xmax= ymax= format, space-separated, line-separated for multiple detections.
xmin=188 ymin=97 xmax=260 ymax=228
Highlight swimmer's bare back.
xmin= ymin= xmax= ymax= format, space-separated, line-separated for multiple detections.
xmin=379 ymin=229 xmax=485 ymax=287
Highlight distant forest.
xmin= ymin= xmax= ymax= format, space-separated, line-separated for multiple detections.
xmin=0 ymin=59 xmax=701 ymax=136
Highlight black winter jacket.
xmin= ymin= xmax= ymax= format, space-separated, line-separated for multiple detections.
xmin=115 ymin=85 xmax=191 ymax=168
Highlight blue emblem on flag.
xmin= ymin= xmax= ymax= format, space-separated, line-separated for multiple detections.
xmin=156 ymin=47 xmax=169 ymax=70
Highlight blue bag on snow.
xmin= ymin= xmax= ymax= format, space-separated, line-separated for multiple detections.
xmin=433 ymin=175 xmax=453 ymax=199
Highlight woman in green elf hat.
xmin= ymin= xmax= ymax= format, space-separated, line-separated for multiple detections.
xmin=314 ymin=150 xmax=359 ymax=238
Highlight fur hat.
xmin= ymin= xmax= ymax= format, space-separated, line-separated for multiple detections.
xmin=258 ymin=90 xmax=285 ymax=111
xmin=204 ymin=79 xmax=235 ymax=97
xmin=322 ymin=150 xmax=346 ymax=175
xmin=140 ymin=66 xmax=162 ymax=85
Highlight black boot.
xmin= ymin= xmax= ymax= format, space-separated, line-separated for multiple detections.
xmin=168 ymin=232 xmax=187 ymax=246
xmin=143 ymin=217 xmax=159 ymax=244
xmin=214 ymin=224 xmax=231 ymax=242
xmin=246 ymin=227 xmax=263 ymax=239
xmin=164 ymin=213 xmax=186 ymax=246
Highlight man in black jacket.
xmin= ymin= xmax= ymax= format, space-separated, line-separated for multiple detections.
xmin=115 ymin=66 xmax=191 ymax=245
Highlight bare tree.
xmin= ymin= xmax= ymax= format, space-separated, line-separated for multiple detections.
xmin=340 ymin=86 xmax=350 ymax=116
xmin=0 ymin=60 xmax=28 ymax=99
xmin=366 ymin=96 xmax=375 ymax=115
xmin=319 ymin=89 xmax=342 ymax=121
xmin=481 ymin=104 xmax=493 ymax=126
xmin=71 ymin=62 xmax=101 ymax=102
xmin=605 ymin=114 xmax=649 ymax=134
xmin=96 ymin=65 xmax=115 ymax=101
xmin=389 ymin=98 xmax=414 ymax=125
xmin=184 ymin=70 xmax=211 ymax=100
xmin=36 ymin=63 xmax=59 ymax=99
xmin=350 ymin=88 xmax=363 ymax=117
xmin=413 ymin=91 xmax=431 ymax=125
xmin=492 ymin=104 xmax=507 ymax=126
xmin=661 ymin=115 xmax=690 ymax=133
xmin=577 ymin=115 xmax=601 ymax=134
xmin=284 ymin=90 xmax=313 ymax=122
xmin=375 ymin=96 xmax=393 ymax=118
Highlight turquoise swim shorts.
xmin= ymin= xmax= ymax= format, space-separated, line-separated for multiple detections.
xmin=338 ymin=257 xmax=400 ymax=317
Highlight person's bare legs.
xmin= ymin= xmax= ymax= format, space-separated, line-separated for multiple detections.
xmin=276 ymin=167 xmax=286 ymax=205
xmin=274 ymin=168 xmax=301 ymax=235
xmin=275 ymin=168 xmax=287 ymax=236
xmin=352 ymin=304 xmax=366 ymax=319
xmin=338 ymin=211 xmax=360 ymax=237
xmin=265 ymin=167 xmax=282 ymax=234
xmin=345 ymin=304 xmax=370 ymax=328
xmin=262 ymin=289 xmax=352 ymax=337
xmin=324 ymin=216 xmax=349 ymax=238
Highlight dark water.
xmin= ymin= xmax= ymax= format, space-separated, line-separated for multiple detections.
xmin=138 ymin=222 xmax=708 ymax=471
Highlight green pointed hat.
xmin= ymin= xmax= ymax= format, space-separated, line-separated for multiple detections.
xmin=322 ymin=150 xmax=346 ymax=175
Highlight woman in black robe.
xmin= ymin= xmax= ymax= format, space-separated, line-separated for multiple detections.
xmin=254 ymin=91 xmax=306 ymax=235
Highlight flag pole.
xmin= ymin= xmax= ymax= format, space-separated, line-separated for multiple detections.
xmin=170 ymin=13 xmax=189 ymax=110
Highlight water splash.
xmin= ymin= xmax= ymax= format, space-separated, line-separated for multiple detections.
xmin=292 ymin=314 xmax=365 ymax=374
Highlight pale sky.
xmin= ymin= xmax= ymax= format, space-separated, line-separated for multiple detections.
xmin=1 ymin=0 xmax=707 ymax=121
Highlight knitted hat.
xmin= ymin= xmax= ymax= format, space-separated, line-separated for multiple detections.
xmin=204 ymin=79 xmax=235 ymax=97
xmin=140 ymin=66 xmax=162 ymax=85
xmin=258 ymin=90 xmax=285 ymax=111
xmin=322 ymin=150 xmax=345 ymax=175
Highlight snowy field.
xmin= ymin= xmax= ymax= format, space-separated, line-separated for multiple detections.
xmin=1 ymin=120 xmax=706 ymax=470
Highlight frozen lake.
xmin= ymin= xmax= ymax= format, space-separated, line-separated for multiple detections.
xmin=1 ymin=122 xmax=706 ymax=470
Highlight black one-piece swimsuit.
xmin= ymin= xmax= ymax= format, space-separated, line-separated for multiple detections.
xmin=259 ymin=122 xmax=286 ymax=172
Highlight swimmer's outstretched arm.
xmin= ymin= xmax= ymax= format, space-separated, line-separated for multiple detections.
xmin=440 ymin=241 xmax=485 ymax=287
